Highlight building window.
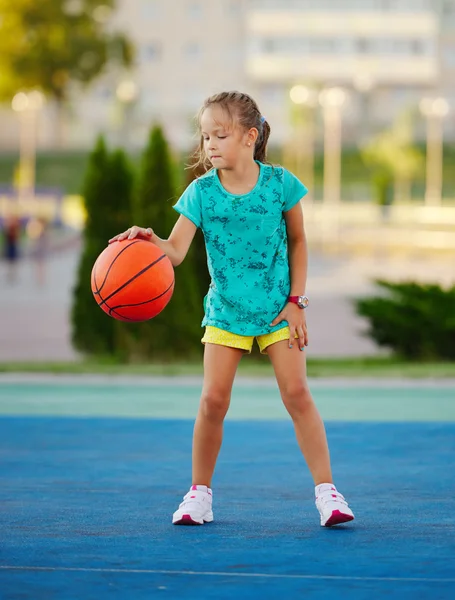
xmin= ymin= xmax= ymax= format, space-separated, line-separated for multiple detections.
xmin=95 ymin=86 xmax=112 ymax=100
xmin=183 ymin=87 xmax=204 ymax=109
xmin=410 ymin=40 xmax=425 ymax=55
xmin=188 ymin=2 xmax=202 ymax=18
xmin=140 ymin=89 xmax=158 ymax=111
xmin=261 ymin=84 xmax=284 ymax=103
xmin=226 ymin=0 xmax=241 ymax=15
xmin=386 ymin=0 xmax=399 ymax=9
xmin=184 ymin=42 xmax=201 ymax=59
xmin=263 ymin=39 xmax=276 ymax=53
xmin=308 ymin=38 xmax=336 ymax=53
xmin=251 ymin=0 xmax=432 ymax=9
xmin=392 ymin=39 xmax=413 ymax=54
xmin=357 ymin=39 xmax=371 ymax=54
xmin=445 ymin=47 xmax=455 ymax=66
xmin=141 ymin=43 xmax=161 ymax=62
xmin=140 ymin=0 xmax=160 ymax=20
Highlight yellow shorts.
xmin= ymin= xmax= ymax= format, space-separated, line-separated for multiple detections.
xmin=201 ymin=325 xmax=299 ymax=354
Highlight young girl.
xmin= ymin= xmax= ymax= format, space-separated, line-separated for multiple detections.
xmin=109 ymin=91 xmax=354 ymax=528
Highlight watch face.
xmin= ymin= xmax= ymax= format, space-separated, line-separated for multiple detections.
xmin=298 ymin=296 xmax=309 ymax=309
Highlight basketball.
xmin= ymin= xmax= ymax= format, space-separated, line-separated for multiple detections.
xmin=91 ymin=239 xmax=174 ymax=322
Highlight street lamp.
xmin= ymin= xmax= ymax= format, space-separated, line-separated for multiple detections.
xmin=353 ymin=73 xmax=375 ymax=144
xmin=319 ymin=87 xmax=347 ymax=207
xmin=419 ymin=96 xmax=450 ymax=207
xmin=116 ymin=80 xmax=139 ymax=105
xmin=289 ymin=85 xmax=318 ymax=202
xmin=116 ymin=80 xmax=139 ymax=146
xmin=11 ymin=90 xmax=45 ymax=210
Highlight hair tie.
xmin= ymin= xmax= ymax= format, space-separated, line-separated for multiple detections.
xmin=261 ymin=115 xmax=266 ymax=124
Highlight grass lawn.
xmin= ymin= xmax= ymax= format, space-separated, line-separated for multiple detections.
xmin=0 ymin=357 xmax=454 ymax=378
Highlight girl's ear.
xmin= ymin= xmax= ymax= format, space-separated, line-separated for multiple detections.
xmin=246 ymin=127 xmax=259 ymax=146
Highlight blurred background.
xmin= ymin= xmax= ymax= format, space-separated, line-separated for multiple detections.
xmin=0 ymin=0 xmax=454 ymax=369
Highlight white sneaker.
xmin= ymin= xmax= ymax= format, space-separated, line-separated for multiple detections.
xmin=315 ymin=483 xmax=355 ymax=527
xmin=172 ymin=485 xmax=214 ymax=525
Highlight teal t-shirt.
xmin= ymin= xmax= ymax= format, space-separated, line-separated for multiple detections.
xmin=173 ymin=161 xmax=308 ymax=336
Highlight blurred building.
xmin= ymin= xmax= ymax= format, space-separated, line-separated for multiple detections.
xmin=2 ymin=0 xmax=455 ymax=150
xmin=248 ymin=0 xmax=440 ymax=135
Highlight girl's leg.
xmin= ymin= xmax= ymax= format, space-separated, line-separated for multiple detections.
xmin=192 ymin=343 xmax=244 ymax=487
xmin=266 ymin=340 xmax=332 ymax=485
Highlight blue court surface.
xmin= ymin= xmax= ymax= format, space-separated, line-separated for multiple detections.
xmin=1 ymin=375 xmax=455 ymax=599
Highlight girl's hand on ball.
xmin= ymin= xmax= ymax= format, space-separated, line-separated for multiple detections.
xmin=126 ymin=226 xmax=154 ymax=241
xmin=109 ymin=226 xmax=154 ymax=244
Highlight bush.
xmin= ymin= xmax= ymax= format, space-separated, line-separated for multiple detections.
xmin=71 ymin=139 xmax=134 ymax=355
xmin=184 ymin=153 xmax=211 ymax=301
xmin=121 ymin=125 xmax=203 ymax=361
xmin=355 ymin=280 xmax=455 ymax=360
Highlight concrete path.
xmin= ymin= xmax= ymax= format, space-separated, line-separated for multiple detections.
xmin=1 ymin=236 xmax=453 ymax=361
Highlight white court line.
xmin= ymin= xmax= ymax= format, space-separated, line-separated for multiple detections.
xmin=1 ymin=566 xmax=454 ymax=584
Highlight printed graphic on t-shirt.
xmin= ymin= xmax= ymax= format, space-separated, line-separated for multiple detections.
xmin=174 ymin=162 xmax=308 ymax=336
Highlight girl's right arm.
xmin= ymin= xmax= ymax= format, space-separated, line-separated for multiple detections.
xmin=108 ymin=215 xmax=197 ymax=267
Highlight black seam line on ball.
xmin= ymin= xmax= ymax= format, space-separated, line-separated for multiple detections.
xmin=94 ymin=240 xmax=142 ymax=296
xmin=93 ymin=261 xmax=101 ymax=295
xmin=97 ymin=296 xmax=135 ymax=321
xmin=98 ymin=253 xmax=168 ymax=308
xmin=109 ymin=307 xmax=136 ymax=321
xmin=108 ymin=279 xmax=175 ymax=312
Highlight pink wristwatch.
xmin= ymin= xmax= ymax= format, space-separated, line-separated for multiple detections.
xmin=288 ymin=295 xmax=309 ymax=309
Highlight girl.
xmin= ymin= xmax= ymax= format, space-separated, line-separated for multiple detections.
xmin=3 ymin=215 xmax=21 ymax=284
xmin=109 ymin=91 xmax=354 ymax=528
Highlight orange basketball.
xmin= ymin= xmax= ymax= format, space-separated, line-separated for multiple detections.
xmin=91 ymin=239 xmax=174 ymax=322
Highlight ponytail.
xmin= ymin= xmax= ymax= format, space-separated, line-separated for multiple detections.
xmin=254 ymin=119 xmax=271 ymax=163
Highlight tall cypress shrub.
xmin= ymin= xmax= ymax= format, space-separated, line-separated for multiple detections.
xmin=124 ymin=125 xmax=203 ymax=360
xmin=107 ymin=149 xmax=135 ymax=236
xmin=185 ymin=155 xmax=211 ymax=302
xmin=71 ymin=139 xmax=134 ymax=355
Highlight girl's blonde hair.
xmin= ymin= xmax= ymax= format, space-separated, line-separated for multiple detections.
xmin=191 ymin=91 xmax=271 ymax=172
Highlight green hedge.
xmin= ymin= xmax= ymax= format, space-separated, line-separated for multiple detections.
xmin=356 ymin=280 xmax=455 ymax=360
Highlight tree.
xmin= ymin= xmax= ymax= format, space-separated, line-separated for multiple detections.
xmin=124 ymin=125 xmax=203 ymax=360
xmin=71 ymin=137 xmax=134 ymax=355
xmin=0 ymin=0 xmax=133 ymax=143
xmin=361 ymin=110 xmax=423 ymax=209
xmin=184 ymin=155 xmax=211 ymax=303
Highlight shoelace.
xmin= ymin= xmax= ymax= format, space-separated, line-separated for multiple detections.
xmin=318 ymin=490 xmax=348 ymax=507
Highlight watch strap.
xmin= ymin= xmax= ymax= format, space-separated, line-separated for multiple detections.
xmin=288 ymin=295 xmax=309 ymax=309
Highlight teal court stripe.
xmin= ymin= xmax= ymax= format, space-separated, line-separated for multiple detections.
xmin=1 ymin=376 xmax=455 ymax=421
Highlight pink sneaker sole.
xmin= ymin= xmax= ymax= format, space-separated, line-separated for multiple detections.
xmin=173 ymin=514 xmax=204 ymax=526
xmin=324 ymin=509 xmax=354 ymax=527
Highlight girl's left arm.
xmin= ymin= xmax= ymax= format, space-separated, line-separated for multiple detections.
xmin=270 ymin=199 xmax=308 ymax=350
xmin=286 ymin=200 xmax=307 ymax=298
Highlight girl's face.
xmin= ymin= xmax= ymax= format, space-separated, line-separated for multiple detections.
xmin=200 ymin=105 xmax=257 ymax=170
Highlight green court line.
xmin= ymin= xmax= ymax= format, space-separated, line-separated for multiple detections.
xmin=1 ymin=379 xmax=454 ymax=421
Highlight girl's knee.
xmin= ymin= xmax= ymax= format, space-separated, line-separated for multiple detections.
xmin=200 ymin=388 xmax=230 ymax=421
xmin=281 ymin=380 xmax=313 ymax=417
